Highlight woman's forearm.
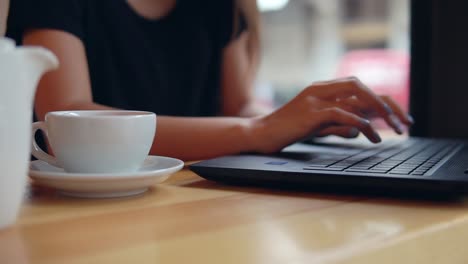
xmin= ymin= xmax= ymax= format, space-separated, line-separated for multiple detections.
xmin=153 ymin=116 xmax=257 ymax=161
xmin=0 ymin=0 xmax=9 ymax=36
xmin=38 ymin=101 xmax=260 ymax=161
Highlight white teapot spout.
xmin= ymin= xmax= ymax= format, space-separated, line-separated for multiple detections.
xmin=0 ymin=38 xmax=59 ymax=104
xmin=17 ymin=46 xmax=59 ymax=101
xmin=0 ymin=37 xmax=14 ymax=51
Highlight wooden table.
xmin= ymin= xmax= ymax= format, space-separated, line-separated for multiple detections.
xmin=2 ymin=166 xmax=468 ymax=264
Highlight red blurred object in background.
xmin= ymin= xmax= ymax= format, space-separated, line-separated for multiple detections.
xmin=336 ymin=49 xmax=410 ymax=112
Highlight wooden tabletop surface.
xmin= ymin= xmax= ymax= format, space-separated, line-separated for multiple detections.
xmin=2 ymin=164 xmax=468 ymax=264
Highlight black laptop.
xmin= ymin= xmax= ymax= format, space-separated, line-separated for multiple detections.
xmin=190 ymin=2 xmax=468 ymax=195
xmin=190 ymin=137 xmax=468 ymax=194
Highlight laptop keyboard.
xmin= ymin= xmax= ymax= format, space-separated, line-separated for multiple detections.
xmin=304 ymin=139 xmax=460 ymax=176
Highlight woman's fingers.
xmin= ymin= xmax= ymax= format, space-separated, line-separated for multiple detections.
xmin=316 ymin=126 xmax=360 ymax=138
xmin=253 ymin=95 xmax=385 ymax=154
xmin=380 ymin=95 xmax=414 ymax=126
xmin=315 ymin=107 xmax=381 ymax=143
xmin=341 ymin=95 xmax=413 ymax=128
xmin=308 ymin=77 xmax=406 ymax=134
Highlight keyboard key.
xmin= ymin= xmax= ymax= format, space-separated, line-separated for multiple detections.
xmin=389 ymin=171 xmax=411 ymax=175
xmin=346 ymin=169 xmax=386 ymax=174
xmin=304 ymin=167 xmax=345 ymax=171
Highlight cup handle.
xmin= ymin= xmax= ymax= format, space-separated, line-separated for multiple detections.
xmin=31 ymin=122 xmax=59 ymax=167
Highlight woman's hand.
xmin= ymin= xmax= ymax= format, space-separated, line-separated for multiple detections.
xmin=249 ymin=77 xmax=413 ymax=154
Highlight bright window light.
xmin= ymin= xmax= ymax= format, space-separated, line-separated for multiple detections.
xmin=257 ymin=0 xmax=289 ymax=12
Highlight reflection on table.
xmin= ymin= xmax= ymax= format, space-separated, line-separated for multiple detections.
xmin=1 ymin=167 xmax=468 ymax=264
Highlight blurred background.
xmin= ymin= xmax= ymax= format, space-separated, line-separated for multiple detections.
xmin=255 ymin=0 xmax=410 ymax=120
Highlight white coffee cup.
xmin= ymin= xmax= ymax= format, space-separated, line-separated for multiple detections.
xmin=31 ymin=110 xmax=156 ymax=173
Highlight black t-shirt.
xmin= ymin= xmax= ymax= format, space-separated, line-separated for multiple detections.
xmin=7 ymin=0 xmax=244 ymax=116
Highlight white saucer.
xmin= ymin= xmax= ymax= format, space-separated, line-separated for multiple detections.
xmin=29 ymin=156 xmax=184 ymax=198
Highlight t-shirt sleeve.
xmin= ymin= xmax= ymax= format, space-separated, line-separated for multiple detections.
xmin=204 ymin=0 xmax=248 ymax=48
xmin=7 ymin=0 xmax=85 ymax=43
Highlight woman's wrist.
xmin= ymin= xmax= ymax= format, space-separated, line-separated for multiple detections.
xmin=243 ymin=116 xmax=269 ymax=154
xmin=238 ymin=101 xmax=273 ymax=118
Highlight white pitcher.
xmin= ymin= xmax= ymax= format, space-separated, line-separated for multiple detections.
xmin=0 ymin=37 xmax=58 ymax=229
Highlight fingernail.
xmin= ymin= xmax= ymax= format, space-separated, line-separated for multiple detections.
xmin=361 ymin=119 xmax=371 ymax=126
xmin=372 ymin=130 xmax=382 ymax=143
xmin=383 ymin=103 xmax=393 ymax=114
xmin=349 ymin=128 xmax=359 ymax=137
xmin=407 ymin=114 xmax=414 ymax=124
xmin=390 ymin=115 xmax=404 ymax=134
